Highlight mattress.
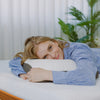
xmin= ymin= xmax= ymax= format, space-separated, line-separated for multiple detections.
xmin=0 ymin=60 xmax=100 ymax=100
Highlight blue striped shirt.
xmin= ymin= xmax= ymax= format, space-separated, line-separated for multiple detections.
xmin=9 ymin=42 xmax=100 ymax=85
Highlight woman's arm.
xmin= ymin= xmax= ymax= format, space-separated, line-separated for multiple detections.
xmin=9 ymin=57 xmax=26 ymax=76
xmin=9 ymin=57 xmax=53 ymax=81
xmin=26 ymin=68 xmax=53 ymax=82
xmin=52 ymin=43 xmax=97 ymax=85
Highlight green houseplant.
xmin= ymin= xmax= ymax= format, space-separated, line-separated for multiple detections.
xmin=57 ymin=0 xmax=100 ymax=47
xmin=57 ymin=18 xmax=79 ymax=42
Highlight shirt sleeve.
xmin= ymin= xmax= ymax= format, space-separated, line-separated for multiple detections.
xmin=52 ymin=43 xmax=97 ymax=85
xmin=9 ymin=57 xmax=26 ymax=76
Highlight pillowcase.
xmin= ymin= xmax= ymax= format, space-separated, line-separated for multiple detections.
xmin=23 ymin=59 xmax=77 ymax=72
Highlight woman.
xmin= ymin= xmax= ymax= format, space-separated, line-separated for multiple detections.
xmin=9 ymin=36 xmax=100 ymax=85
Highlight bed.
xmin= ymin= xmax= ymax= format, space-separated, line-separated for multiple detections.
xmin=0 ymin=48 xmax=100 ymax=100
xmin=0 ymin=60 xmax=100 ymax=100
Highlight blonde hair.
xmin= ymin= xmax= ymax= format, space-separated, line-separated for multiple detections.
xmin=15 ymin=36 xmax=69 ymax=65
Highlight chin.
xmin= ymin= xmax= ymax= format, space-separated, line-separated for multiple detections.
xmin=60 ymin=58 xmax=63 ymax=59
xmin=59 ymin=57 xmax=63 ymax=59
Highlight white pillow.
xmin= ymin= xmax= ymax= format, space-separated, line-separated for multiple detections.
xmin=25 ymin=59 xmax=77 ymax=71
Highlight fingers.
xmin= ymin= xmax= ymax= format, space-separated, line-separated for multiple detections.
xmin=26 ymin=73 xmax=33 ymax=81
xmin=27 ymin=75 xmax=34 ymax=82
xmin=20 ymin=74 xmax=28 ymax=80
xmin=20 ymin=68 xmax=45 ymax=83
xmin=28 ymin=78 xmax=32 ymax=82
xmin=23 ymin=76 xmax=27 ymax=80
xmin=19 ymin=73 xmax=34 ymax=82
xmin=26 ymin=73 xmax=37 ymax=83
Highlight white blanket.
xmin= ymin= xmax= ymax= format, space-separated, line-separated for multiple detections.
xmin=0 ymin=60 xmax=100 ymax=100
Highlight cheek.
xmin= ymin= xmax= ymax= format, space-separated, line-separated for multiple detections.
xmin=53 ymin=45 xmax=59 ymax=52
xmin=47 ymin=56 xmax=52 ymax=59
xmin=56 ymin=47 xmax=60 ymax=53
xmin=36 ymin=51 xmax=42 ymax=58
xmin=57 ymin=47 xmax=63 ymax=56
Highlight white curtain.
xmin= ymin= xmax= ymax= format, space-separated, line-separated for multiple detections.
xmin=0 ymin=0 xmax=99 ymax=59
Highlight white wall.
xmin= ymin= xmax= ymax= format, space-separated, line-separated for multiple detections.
xmin=0 ymin=0 xmax=67 ymax=59
xmin=0 ymin=0 xmax=100 ymax=59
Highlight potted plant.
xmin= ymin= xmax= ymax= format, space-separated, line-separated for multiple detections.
xmin=57 ymin=0 xmax=100 ymax=47
xmin=56 ymin=18 xmax=79 ymax=42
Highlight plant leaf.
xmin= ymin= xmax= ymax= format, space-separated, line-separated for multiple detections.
xmin=76 ymin=34 xmax=91 ymax=43
xmin=68 ymin=6 xmax=86 ymax=21
xmin=93 ymin=11 xmax=100 ymax=19
xmin=77 ymin=20 xmax=91 ymax=27
xmin=69 ymin=31 xmax=78 ymax=42
xmin=87 ymin=0 xmax=98 ymax=8
xmin=58 ymin=18 xmax=78 ymax=42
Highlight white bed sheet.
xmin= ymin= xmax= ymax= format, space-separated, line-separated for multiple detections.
xmin=0 ymin=60 xmax=100 ymax=100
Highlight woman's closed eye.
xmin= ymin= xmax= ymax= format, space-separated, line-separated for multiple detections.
xmin=43 ymin=45 xmax=52 ymax=59
xmin=43 ymin=55 xmax=47 ymax=59
xmin=48 ymin=45 xmax=52 ymax=50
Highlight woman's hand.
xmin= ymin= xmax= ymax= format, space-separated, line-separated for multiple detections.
xmin=27 ymin=68 xmax=53 ymax=83
xmin=19 ymin=74 xmax=28 ymax=80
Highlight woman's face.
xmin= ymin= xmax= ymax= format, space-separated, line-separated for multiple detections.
xmin=36 ymin=41 xmax=64 ymax=59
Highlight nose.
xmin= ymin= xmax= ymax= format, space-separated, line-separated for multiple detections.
xmin=48 ymin=52 xmax=56 ymax=59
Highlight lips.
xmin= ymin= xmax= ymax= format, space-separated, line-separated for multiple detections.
xmin=56 ymin=54 xmax=59 ymax=59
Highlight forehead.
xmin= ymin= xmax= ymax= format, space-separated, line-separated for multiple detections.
xmin=36 ymin=41 xmax=52 ymax=58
